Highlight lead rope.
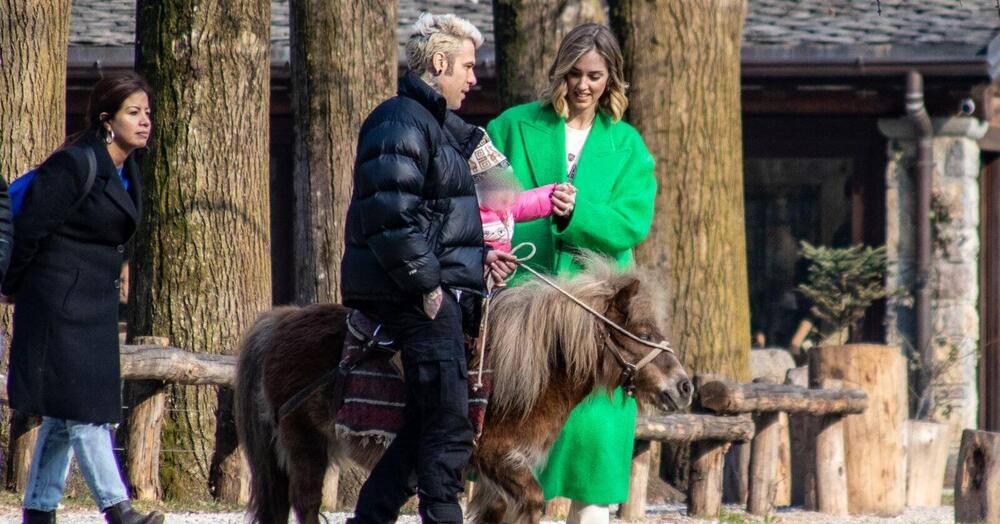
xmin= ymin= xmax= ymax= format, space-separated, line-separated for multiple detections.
xmin=472 ymin=279 xmax=495 ymax=392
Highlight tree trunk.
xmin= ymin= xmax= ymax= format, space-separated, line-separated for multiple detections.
xmin=0 ymin=0 xmax=72 ymax=493
xmin=492 ymin=0 xmax=607 ymax=108
xmin=132 ymin=0 xmax=271 ymax=500
xmin=289 ymin=0 xmax=396 ymax=305
xmin=610 ymin=0 xmax=750 ymax=382
xmin=0 ymin=0 xmax=70 ymax=179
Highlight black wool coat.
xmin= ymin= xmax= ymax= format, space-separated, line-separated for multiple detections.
xmin=3 ymin=131 xmax=141 ymax=424
xmin=341 ymin=71 xmax=488 ymax=306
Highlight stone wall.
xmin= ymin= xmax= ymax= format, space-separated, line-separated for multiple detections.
xmin=879 ymin=117 xmax=987 ymax=436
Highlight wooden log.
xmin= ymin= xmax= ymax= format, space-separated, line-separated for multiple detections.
xmin=699 ymin=380 xmax=868 ymax=415
xmin=814 ymin=379 xmax=848 ymax=516
xmin=0 ymin=345 xmax=235 ymax=407
xmin=747 ymin=411 xmax=780 ymax=515
xmin=123 ymin=335 xmax=168 ymax=501
xmin=635 ymin=414 xmax=754 ymax=443
xmin=786 ymin=366 xmax=816 ymax=508
xmin=209 ymin=386 xmax=248 ymax=503
xmin=620 ymin=439 xmax=652 ymax=520
xmin=120 ymin=345 xmax=236 ymax=385
xmin=810 ymin=344 xmax=907 ymax=516
xmin=773 ymin=412 xmax=791 ymax=507
xmin=7 ymin=412 xmax=39 ymax=492
xmin=722 ymin=442 xmax=748 ymax=504
xmin=688 ymin=440 xmax=728 ymax=517
xmin=123 ymin=380 xmax=166 ymax=500
xmin=956 ymin=429 xmax=1000 ymax=523
xmin=905 ymin=419 xmax=951 ymax=507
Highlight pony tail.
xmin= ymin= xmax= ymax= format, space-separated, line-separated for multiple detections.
xmin=235 ymin=308 xmax=293 ymax=524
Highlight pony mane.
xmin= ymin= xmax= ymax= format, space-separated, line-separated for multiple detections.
xmin=486 ymin=253 xmax=666 ymax=418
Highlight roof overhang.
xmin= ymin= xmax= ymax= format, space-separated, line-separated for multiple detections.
xmin=742 ymin=42 xmax=996 ymax=79
xmin=69 ymin=39 xmax=1000 ymax=83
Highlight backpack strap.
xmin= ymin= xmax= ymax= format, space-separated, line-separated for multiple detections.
xmin=69 ymin=147 xmax=97 ymax=212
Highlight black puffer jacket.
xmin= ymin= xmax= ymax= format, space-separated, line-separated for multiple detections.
xmin=341 ymin=72 xmax=487 ymax=306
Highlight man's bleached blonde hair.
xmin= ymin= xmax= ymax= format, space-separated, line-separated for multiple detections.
xmin=540 ymin=23 xmax=629 ymax=122
xmin=405 ymin=13 xmax=484 ymax=82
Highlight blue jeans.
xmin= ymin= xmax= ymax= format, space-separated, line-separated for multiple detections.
xmin=23 ymin=417 xmax=129 ymax=511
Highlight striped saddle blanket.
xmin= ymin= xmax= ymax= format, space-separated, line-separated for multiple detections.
xmin=333 ymin=311 xmax=492 ymax=445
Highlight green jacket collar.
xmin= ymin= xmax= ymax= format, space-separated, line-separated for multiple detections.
xmin=517 ymin=104 xmax=622 ymax=189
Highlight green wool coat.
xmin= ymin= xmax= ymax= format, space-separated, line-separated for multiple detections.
xmin=487 ymin=101 xmax=656 ymax=503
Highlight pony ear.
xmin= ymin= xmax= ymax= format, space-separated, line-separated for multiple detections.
xmin=610 ymin=277 xmax=641 ymax=316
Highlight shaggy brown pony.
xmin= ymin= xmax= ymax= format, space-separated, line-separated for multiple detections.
xmin=235 ymin=257 xmax=692 ymax=524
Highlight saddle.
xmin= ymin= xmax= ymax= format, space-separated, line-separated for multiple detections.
xmin=332 ymin=310 xmax=492 ymax=445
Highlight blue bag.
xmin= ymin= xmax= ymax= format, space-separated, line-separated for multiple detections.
xmin=10 ymin=148 xmax=97 ymax=217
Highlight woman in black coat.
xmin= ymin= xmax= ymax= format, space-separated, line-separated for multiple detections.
xmin=4 ymin=72 xmax=163 ymax=524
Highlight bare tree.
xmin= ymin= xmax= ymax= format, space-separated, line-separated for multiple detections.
xmin=132 ymin=0 xmax=271 ymax=501
xmin=493 ymin=0 xmax=607 ymax=108
xmin=290 ymin=0 xmax=397 ymax=305
xmin=610 ymin=0 xmax=751 ymax=382
xmin=0 ymin=0 xmax=72 ymax=492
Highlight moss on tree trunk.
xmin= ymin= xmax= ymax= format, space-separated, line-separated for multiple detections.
xmin=290 ymin=0 xmax=396 ymax=305
xmin=0 ymin=0 xmax=72 ymax=492
xmin=610 ymin=0 xmax=750 ymax=382
xmin=132 ymin=0 xmax=271 ymax=500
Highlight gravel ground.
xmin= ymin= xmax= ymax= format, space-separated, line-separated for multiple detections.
xmin=0 ymin=504 xmax=954 ymax=523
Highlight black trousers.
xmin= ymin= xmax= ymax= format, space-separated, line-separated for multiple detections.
xmin=350 ymin=292 xmax=474 ymax=524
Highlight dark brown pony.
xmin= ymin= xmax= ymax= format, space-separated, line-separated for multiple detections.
xmin=235 ymin=256 xmax=692 ymax=524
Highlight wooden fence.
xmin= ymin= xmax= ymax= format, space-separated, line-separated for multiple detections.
xmin=1 ymin=345 xmax=870 ymax=519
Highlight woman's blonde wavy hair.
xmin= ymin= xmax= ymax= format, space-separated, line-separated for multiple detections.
xmin=540 ymin=23 xmax=629 ymax=122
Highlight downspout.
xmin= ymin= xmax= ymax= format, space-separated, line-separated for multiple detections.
xmin=905 ymin=70 xmax=933 ymax=389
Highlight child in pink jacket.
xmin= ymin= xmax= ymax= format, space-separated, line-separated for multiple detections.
xmin=468 ymin=132 xmax=567 ymax=260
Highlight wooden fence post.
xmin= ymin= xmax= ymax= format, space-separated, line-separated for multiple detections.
xmin=786 ymin=366 xmax=816 ymax=509
xmin=620 ymin=439 xmax=652 ymax=520
xmin=124 ymin=380 xmax=166 ymax=500
xmin=125 ymin=336 xmax=169 ymax=500
xmin=722 ymin=442 xmax=748 ymax=504
xmin=7 ymin=412 xmax=40 ymax=492
xmin=746 ymin=411 xmax=780 ymax=515
xmin=688 ymin=440 xmax=728 ymax=516
xmin=955 ymin=429 xmax=1000 ymax=523
xmin=813 ymin=379 xmax=848 ymax=516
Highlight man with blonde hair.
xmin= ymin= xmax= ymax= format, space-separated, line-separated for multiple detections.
xmin=341 ymin=13 xmax=516 ymax=524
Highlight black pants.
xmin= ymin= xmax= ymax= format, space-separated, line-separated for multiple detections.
xmin=350 ymin=292 xmax=474 ymax=524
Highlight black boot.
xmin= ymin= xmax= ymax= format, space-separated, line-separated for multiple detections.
xmin=22 ymin=509 xmax=56 ymax=524
xmin=102 ymin=501 xmax=164 ymax=524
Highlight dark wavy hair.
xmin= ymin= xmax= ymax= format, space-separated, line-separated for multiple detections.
xmin=65 ymin=70 xmax=151 ymax=147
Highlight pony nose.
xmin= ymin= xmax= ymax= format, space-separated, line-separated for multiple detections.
xmin=677 ymin=379 xmax=694 ymax=401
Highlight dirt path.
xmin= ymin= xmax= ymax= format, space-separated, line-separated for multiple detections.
xmin=0 ymin=504 xmax=954 ymax=523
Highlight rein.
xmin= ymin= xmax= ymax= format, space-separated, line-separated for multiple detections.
xmin=474 ymin=243 xmax=676 ymax=396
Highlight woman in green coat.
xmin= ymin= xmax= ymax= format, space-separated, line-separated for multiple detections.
xmin=486 ymin=23 xmax=656 ymax=524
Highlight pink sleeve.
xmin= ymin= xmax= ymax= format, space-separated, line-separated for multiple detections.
xmin=511 ymin=184 xmax=556 ymax=223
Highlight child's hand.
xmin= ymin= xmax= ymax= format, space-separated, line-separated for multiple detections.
xmin=551 ymin=183 xmax=577 ymax=217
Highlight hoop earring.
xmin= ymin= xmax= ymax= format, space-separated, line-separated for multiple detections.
xmin=105 ymin=128 xmax=114 ymax=145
